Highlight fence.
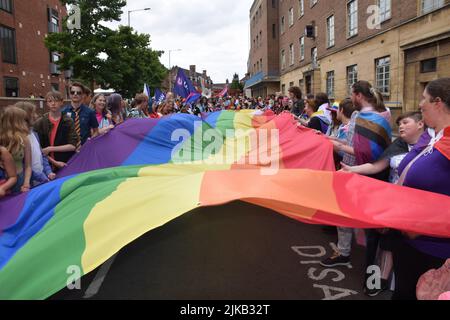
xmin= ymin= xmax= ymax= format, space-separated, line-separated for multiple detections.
xmin=0 ymin=97 xmax=71 ymax=115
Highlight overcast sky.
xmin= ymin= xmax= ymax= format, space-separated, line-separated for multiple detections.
xmin=104 ymin=0 xmax=254 ymax=84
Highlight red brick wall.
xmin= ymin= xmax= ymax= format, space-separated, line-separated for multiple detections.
xmin=278 ymin=0 xmax=418 ymax=76
xmin=249 ymin=0 xmax=280 ymax=77
xmin=0 ymin=0 xmax=67 ymax=98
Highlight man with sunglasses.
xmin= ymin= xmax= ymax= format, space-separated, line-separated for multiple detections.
xmin=62 ymin=82 xmax=99 ymax=151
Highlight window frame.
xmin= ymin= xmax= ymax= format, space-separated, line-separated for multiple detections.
xmin=0 ymin=25 xmax=17 ymax=64
xmin=347 ymin=64 xmax=358 ymax=95
xmin=347 ymin=0 xmax=358 ymax=39
xmin=375 ymin=56 xmax=391 ymax=96
xmin=326 ymin=15 xmax=335 ymax=48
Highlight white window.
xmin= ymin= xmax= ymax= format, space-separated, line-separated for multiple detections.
xmin=327 ymin=15 xmax=335 ymax=48
xmin=421 ymin=0 xmax=445 ymax=14
xmin=347 ymin=65 xmax=358 ymax=95
xmin=326 ymin=71 xmax=335 ymax=98
xmin=299 ymin=0 xmax=304 ymax=17
xmin=347 ymin=0 xmax=358 ymax=38
xmin=311 ymin=47 xmax=317 ymax=67
xmin=281 ymin=50 xmax=286 ymax=69
xmin=281 ymin=16 xmax=285 ymax=33
xmin=289 ymin=8 xmax=294 ymax=26
xmin=289 ymin=44 xmax=294 ymax=65
xmin=310 ymin=0 xmax=318 ymax=7
xmin=299 ymin=36 xmax=305 ymax=60
xmin=378 ymin=0 xmax=391 ymax=22
xmin=376 ymin=56 xmax=391 ymax=95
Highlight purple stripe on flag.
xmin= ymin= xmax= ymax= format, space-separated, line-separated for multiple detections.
xmin=58 ymin=119 xmax=159 ymax=178
xmin=0 ymin=193 xmax=27 ymax=236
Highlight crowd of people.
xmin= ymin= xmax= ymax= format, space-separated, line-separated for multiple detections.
xmin=0 ymin=77 xmax=449 ymax=300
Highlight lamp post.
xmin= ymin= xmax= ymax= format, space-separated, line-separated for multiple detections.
xmin=127 ymin=8 xmax=151 ymax=27
xmin=168 ymin=49 xmax=182 ymax=92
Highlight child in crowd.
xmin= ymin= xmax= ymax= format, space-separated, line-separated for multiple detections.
xmin=34 ymin=91 xmax=78 ymax=172
xmin=15 ymin=102 xmax=56 ymax=187
xmin=0 ymin=106 xmax=32 ymax=194
xmin=0 ymin=146 xmax=18 ymax=198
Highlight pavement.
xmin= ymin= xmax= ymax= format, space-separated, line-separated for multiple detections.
xmin=50 ymin=201 xmax=392 ymax=300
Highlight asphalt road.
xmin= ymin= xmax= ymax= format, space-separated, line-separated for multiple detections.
xmin=50 ymin=201 xmax=392 ymax=300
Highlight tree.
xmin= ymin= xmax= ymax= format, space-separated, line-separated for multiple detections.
xmin=230 ymin=73 xmax=244 ymax=92
xmin=100 ymin=26 xmax=167 ymax=98
xmin=45 ymin=0 xmax=167 ymax=97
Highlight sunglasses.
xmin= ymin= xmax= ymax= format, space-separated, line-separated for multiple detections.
xmin=70 ymin=91 xmax=83 ymax=95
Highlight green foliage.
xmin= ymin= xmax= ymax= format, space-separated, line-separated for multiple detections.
xmin=230 ymin=73 xmax=243 ymax=91
xmin=45 ymin=0 xmax=167 ymax=98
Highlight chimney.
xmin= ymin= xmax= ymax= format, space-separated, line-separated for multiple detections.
xmin=190 ymin=65 xmax=196 ymax=74
xmin=202 ymin=70 xmax=207 ymax=77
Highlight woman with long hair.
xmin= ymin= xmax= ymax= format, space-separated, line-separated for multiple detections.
xmin=0 ymin=106 xmax=32 ymax=193
xmin=15 ymin=101 xmax=55 ymax=186
xmin=0 ymin=146 xmax=17 ymax=198
xmin=321 ymin=81 xmax=392 ymax=294
xmin=107 ymin=93 xmax=126 ymax=125
xmin=90 ymin=94 xmax=114 ymax=135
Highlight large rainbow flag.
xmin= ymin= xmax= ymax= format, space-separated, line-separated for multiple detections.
xmin=0 ymin=111 xmax=449 ymax=300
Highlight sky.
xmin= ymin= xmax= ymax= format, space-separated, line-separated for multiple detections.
xmin=104 ymin=0 xmax=254 ymax=84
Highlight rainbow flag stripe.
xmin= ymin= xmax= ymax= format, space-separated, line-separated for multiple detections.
xmin=0 ymin=111 xmax=449 ymax=299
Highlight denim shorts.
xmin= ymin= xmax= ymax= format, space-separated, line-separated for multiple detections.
xmin=11 ymin=172 xmax=25 ymax=194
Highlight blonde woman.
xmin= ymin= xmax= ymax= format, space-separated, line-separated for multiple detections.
xmin=0 ymin=106 xmax=32 ymax=193
xmin=90 ymin=94 xmax=114 ymax=135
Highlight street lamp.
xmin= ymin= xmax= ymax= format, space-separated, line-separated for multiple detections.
xmin=128 ymin=8 xmax=151 ymax=27
xmin=168 ymin=49 xmax=182 ymax=91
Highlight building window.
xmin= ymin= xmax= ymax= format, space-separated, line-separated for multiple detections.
xmin=326 ymin=71 xmax=335 ymax=98
xmin=51 ymin=83 xmax=59 ymax=92
xmin=272 ymin=0 xmax=276 ymax=8
xmin=327 ymin=15 xmax=335 ymax=48
xmin=272 ymin=24 xmax=276 ymax=38
xmin=48 ymin=8 xmax=60 ymax=33
xmin=4 ymin=77 xmax=18 ymax=97
xmin=421 ymin=0 xmax=445 ymax=14
xmin=281 ymin=50 xmax=286 ymax=69
xmin=282 ymin=84 xmax=286 ymax=95
xmin=0 ymin=26 xmax=17 ymax=64
xmin=0 ymin=0 xmax=13 ymax=13
xmin=260 ymin=58 xmax=263 ymax=71
xmin=378 ymin=0 xmax=392 ymax=22
xmin=289 ymin=8 xmax=294 ymax=26
xmin=421 ymin=58 xmax=437 ymax=73
xmin=260 ymin=31 xmax=262 ymax=45
xmin=299 ymin=36 xmax=305 ymax=60
xmin=347 ymin=0 xmax=358 ymax=38
xmin=376 ymin=56 xmax=390 ymax=96
xmin=347 ymin=65 xmax=358 ymax=95
xmin=289 ymin=44 xmax=295 ymax=66
xmin=281 ymin=16 xmax=285 ymax=33
xmin=311 ymin=47 xmax=317 ymax=67
xmin=310 ymin=0 xmax=318 ymax=7
xmin=299 ymin=0 xmax=305 ymax=17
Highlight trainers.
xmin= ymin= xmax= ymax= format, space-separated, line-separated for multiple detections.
xmin=320 ymin=251 xmax=351 ymax=267
xmin=364 ymin=279 xmax=389 ymax=297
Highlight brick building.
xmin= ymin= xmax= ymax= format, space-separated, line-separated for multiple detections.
xmin=246 ymin=0 xmax=450 ymax=113
xmin=244 ymin=0 xmax=281 ymax=98
xmin=162 ymin=65 xmax=213 ymax=94
xmin=0 ymin=0 xmax=67 ymax=99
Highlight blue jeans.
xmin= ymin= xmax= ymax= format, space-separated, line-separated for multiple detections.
xmin=11 ymin=172 xmax=24 ymax=193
